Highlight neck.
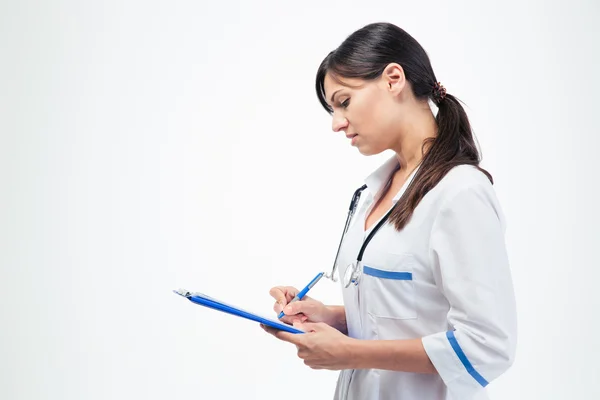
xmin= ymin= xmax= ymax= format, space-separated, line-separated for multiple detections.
xmin=391 ymin=105 xmax=437 ymax=171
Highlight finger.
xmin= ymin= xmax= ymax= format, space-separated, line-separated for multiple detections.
xmin=269 ymin=287 xmax=288 ymax=309
xmin=293 ymin=315 xmax=309 ymax=323
xmin=274 ymin=301 xmax=305 ymax=321
xmin=283 ymin=300 xmax=317 ymax=317
xmin=262 ymin=325 xmax=292 ymax=339
xmin=295 ymin=321 xmax=327 ymax=332
xmin=287 ymin=314 xmax=309 ymax=325
xmin=273 ymin=329 xmax=304 ymax=345
xmin=261 ymin=323 xmax=276 ymax=333
xmin=279 ymin=312 xmax=308 ymax=325
xmin=305 ymin=361 xmax=324 ymax=370
xmin=292 ymin=320 xmax=315 ymax=334
xmin=282 ymin=286 xmax=300 ymax=303
xmin=285 ymin=288 xmax=300 ymax=303
xmin=276 ymin=306 xmax=310 ymax=318
xmin=273 ymin=301 xmax=284 ymax=314
xmin=269 ymin=286 xmax=299 ymax=309
xmin=261 ymin=324 xmax=305 ymax=343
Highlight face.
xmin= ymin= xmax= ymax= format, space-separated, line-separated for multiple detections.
xmin=323 ymin=66 xmax=406 ymax=156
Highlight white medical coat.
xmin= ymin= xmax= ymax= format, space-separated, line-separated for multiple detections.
xmin=332 ymin=156 xmax=517 ymax=400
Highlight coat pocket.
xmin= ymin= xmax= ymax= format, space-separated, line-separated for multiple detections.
xmin=363 ymin=253 xmax=417 ymax=319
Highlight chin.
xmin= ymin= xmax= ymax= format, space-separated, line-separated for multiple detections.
xmin=357 ymin=145 xmax=383 ymax=157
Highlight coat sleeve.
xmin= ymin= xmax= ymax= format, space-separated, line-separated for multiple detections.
xmin=421 ymin=182 xmax=517 ymax=399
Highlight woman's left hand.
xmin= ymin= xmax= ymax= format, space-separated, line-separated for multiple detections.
xmin=261 ymin=321 xmax=358 ymax=370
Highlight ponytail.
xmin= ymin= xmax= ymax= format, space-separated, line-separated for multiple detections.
xmin=388 ymin=91 xmax=493 ymax=231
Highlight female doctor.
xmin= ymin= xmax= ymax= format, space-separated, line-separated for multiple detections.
xmin=261 ymin=22 xmax=517 ymax=400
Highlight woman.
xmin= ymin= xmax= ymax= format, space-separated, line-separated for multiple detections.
xmin=261 ymin=22 xmax=517 ymax=400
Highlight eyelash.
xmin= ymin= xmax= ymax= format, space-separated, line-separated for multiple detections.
xmin=340 ymin=99 xmax=350 ymax=109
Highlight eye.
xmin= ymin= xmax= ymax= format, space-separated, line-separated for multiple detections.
xmin=340 ymin=99 xmax=350 ymax=109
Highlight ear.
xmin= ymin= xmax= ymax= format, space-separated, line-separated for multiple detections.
xmin=381 ymin=63 xmax=406 ymax=95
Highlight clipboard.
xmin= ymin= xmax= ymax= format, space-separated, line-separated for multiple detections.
xmin=173 ymin=289 xmax=305 ymax=334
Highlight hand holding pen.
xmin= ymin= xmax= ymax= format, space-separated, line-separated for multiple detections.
xmin=268 ymin=272 xmax=333 ymax=325
xmin=277 ymin=272 xmax=324 ymax=319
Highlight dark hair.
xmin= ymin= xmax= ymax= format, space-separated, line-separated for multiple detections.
xmin=316 ymin=22 xmax=493 ymax=231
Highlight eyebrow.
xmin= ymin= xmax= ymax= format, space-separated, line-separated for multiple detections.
xmin=330 ymin=89 xmax=342 ymax=105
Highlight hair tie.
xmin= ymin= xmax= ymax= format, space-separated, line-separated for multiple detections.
xmin=432 ymin=81 xmax=447 ymax=102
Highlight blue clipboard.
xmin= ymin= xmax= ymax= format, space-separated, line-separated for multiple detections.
xmin=173 ymin=289 xmax=305 ymax=334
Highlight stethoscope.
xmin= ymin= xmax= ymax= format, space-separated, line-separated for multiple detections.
xmin=325 ymin=183 xmax=397 ymax=288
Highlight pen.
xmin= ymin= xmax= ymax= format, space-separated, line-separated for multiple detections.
xmin=278 ymin=271 xmax=325 ymax=319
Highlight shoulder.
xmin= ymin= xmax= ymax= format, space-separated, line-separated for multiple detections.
xmin=438 ymin=164 xmax=492 ymax=190
xmin=430 ymin=164 xmax=495 ymax=201
xmin=427 ymin=164 xmax=506 ymax=228
xmin=424 ymin=164 xmax=503 ymax=215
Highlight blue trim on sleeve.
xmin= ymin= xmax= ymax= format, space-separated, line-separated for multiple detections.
xmin=363 ymin=266 xmax=412 ymax=280
xmin=446 ymin=330 xmax=489 ymax=387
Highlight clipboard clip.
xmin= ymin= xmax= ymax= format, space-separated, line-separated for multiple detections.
xmin=173 ymin=288 xmax=217 ymax=301
xmin=173 ymin=288 xmax=196 ymax=298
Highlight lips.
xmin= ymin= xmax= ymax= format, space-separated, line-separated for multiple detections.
xmin=346 ymin=133 xmax=359 ymax=146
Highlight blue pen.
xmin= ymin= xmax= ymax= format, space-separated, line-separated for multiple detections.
xmin=278 ymin=272 xmax=325 ymax=319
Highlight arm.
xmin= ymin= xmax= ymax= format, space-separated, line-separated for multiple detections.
xmin=265 ymin=322 xmax=436 ymax=372
xmin=325 ymin=305 xmax=348 ymax=334
xmin=349 ymin=338 xmax=436 ymax=373
xmin=420 ymin=183 xmax=517 ymax=397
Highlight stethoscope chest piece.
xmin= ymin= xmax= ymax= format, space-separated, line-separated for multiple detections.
xmin=343 ymin=260 xmax=363 ymax=288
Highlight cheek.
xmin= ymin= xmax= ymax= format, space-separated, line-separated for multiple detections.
xmin=352 ymin=101 xmax=378 ymax=133
xmin=358 ymin=107 xmax=396 ymax=154
xmin=373 ymin=104 xmax=399 ymax=139
xmin=371 ymin=98 xmax=395 ymax=124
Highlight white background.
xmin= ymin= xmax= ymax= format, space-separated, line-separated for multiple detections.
xmin=1 ymin=0 xmax=599 ymax=399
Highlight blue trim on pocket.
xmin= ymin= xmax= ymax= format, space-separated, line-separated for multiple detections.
xmin=363 ymin=266 xmax=412 ymax=280
xmin=446 ymin=331 xmax=489 ymax=387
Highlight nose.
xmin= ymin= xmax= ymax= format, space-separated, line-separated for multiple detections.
xmin=332 ymin=113 xmax=349 ymax=133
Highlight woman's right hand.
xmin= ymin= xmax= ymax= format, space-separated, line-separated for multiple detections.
xmin=269 ymin=286 xmax=333 ymax=326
